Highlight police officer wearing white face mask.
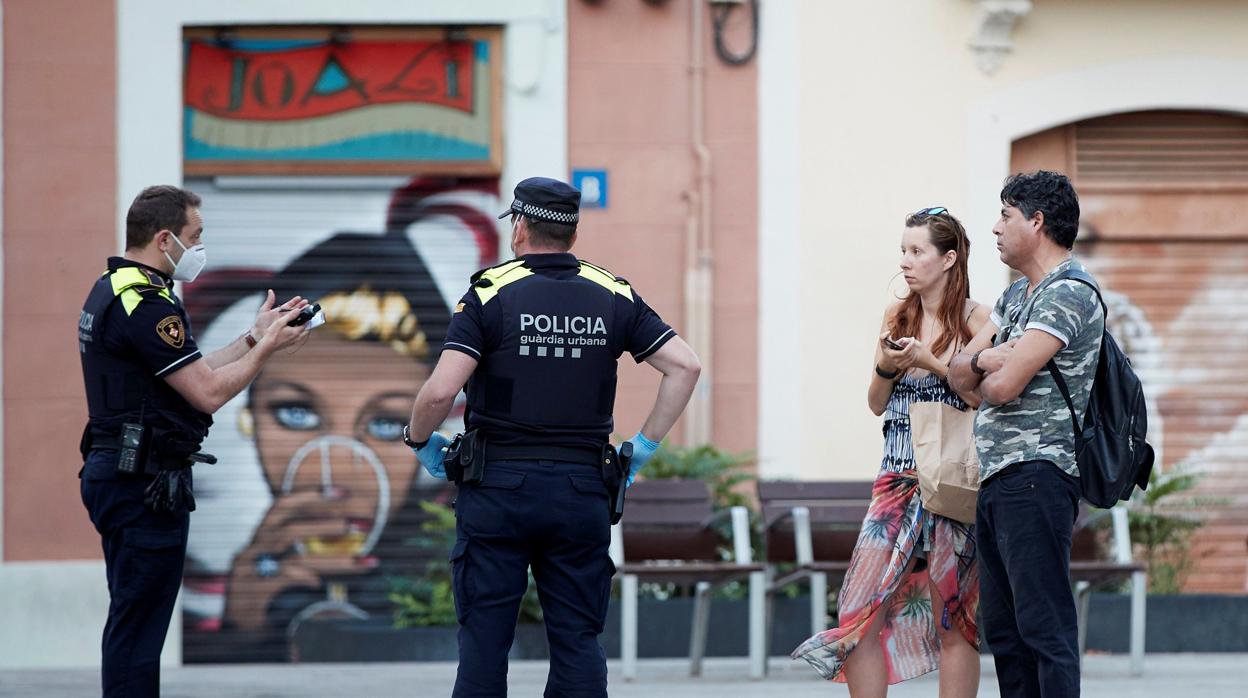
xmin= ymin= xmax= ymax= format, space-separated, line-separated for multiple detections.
xmin=78 ymin=185 xmax=311 ymax=697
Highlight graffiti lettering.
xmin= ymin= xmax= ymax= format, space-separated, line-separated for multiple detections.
xmin=251 ymin=62 xmax=296 ymax=110
xmin=186 ymin=40 xmax=478 ymax=120
xmin=376 ymin=44 xmax=441 ymax=98
xmin=301 ymin=54 xmax=369 ymax=106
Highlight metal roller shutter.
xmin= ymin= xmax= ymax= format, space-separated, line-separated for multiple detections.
xmin=179 ymin=176 xmax=502 ymax=661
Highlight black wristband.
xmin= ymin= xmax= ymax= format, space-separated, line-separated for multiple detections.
xmin=971 ymin=350 xmax=987 ymax=376
xmin=875 ymin=363 xmax=899 ymax=380
xmin=402 ymin=424 xmax=429 ymax=450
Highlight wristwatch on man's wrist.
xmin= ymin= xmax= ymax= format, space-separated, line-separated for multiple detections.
xmin=402 ymin=424 xmax=429 ymax=450
xmin=971 ymin=349 xmax=987 ymax=376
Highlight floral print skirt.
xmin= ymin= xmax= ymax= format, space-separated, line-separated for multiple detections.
xmin=790 ymin=469 xmax=979 ymax=683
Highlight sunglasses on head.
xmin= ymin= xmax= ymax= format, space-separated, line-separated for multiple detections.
xmin=912 ymin=206 xmax=948 ymax=219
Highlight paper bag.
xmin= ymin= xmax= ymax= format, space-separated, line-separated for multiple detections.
xmin=908 ymin=401 xmax=980 ymax=525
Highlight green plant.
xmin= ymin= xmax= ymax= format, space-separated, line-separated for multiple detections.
xmin=1126 ymin=465 xmax=1207 ymax=594
xmin=389 ymin=500 xmax=543 ymax=627
xmin=641 ymin=441 xmax=756 ymax=511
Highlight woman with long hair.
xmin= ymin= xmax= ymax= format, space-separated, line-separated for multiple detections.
xmin=793 ymin=207 xmax=990 ymax=697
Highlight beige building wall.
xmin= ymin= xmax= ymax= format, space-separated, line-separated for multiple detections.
xmin=759 ymin=0 xmax=1248 ymax=482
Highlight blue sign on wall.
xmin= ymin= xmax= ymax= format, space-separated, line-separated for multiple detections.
xmin=571 ymin=169 xmax=608 ymax=209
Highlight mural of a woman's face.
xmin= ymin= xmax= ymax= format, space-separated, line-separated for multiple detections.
xmin=249 ymin=333 xmax=432 ymax=553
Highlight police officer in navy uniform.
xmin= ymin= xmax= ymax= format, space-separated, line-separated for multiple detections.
xmin=405 ymin=177 xmax=701 ymax=697
xmin=79 ymin=185 xmax=311 ymax=697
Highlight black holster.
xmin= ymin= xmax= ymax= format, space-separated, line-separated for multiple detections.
xmin=143 ymin=427 xmax=208 ymax=514
xmin=444 ymin=430 xmax=486 ymax=486
xmin=601 ymin=442 xmax=629 ymax=525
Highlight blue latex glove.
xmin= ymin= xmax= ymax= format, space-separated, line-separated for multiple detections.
xmin=413 ymin=432 xmax=452 ymax=480
xmin=624 ymin=432 xmax=661 ymax=487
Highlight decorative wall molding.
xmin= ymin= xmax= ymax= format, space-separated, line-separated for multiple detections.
xmin=969 ymin=0 xmax=1033 ymax=75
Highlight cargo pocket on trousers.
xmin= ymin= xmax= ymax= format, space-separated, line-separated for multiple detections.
xmin=450 ymin=538 xmax=472 ymax=623
xmin=568 ymin=475 xmax=609 ymax=498
xmin=119 ymin=527 xmax=185 ymax=601
xmin=568 ymin=474 xmax=612 ymax=539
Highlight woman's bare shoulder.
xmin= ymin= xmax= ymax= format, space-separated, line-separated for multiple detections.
xmin=966 ymin=300 xmax=993 ymax=330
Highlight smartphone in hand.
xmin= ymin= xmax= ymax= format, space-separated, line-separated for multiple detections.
xmin=287 ymin=302 xmax=323 ymax=327
xmin=882 ymin=336 xmax=904 ymax=351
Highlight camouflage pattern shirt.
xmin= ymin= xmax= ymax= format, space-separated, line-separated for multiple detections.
xmin=974 ymin=258 xmax=1104 ymax=480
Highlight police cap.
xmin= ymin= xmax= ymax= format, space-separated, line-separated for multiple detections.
xmin=497 ymin=177 xmax=580 ymax=225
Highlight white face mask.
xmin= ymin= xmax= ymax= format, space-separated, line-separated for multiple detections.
xmin=164 ymin=232 xmax=207 ymax=283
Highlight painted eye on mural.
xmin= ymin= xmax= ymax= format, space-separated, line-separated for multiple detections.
xmin=272 ymin=402 xmax=322 ymax=431
xmin=366 ymin=415 xmax=406 ymax=442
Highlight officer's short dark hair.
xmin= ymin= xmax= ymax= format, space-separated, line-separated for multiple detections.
xmin=126 ymin=185 xmax=202 ymax=250
xmin=1000 ymin=170 xmax=1080 ymax=249
xmin=522 ymin=215 xmax=576 ymax=250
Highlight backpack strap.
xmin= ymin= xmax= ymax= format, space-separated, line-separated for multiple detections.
xmin=1046 ymin=361 xmax=1082 ymax=438
xmin=1044 ymin=267 xmax=1106 ymax=440
xmin=1051 ymin=268 xmax=1107 ymax=316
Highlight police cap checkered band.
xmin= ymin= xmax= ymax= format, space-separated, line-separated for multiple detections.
xmin=498 ymin=176 xmax=581 ymax=224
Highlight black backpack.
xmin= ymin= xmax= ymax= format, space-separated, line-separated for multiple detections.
xmin=1043 ymin=269 xmax=1155 ymax=507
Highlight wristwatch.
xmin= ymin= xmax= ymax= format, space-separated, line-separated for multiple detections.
xmin=402 ymin=424 xmax=429 ymax=450
xmin=875 ymin=363 xmax=899 ymax=380
xmin=242 ymin=331 xmax=258 ymax=349
xmin=971 ymin=350 xmax=987 ymax=376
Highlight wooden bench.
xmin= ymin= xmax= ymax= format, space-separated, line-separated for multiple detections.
xmin=609 ymin=479 xmax=767 ymax=679
xmin=1071 ymin=506 xmax=1147 ymax=675
xmin=757 ymin=480 xmax=874 ymax=644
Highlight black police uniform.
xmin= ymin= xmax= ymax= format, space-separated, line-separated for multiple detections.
xmin=78 ymin=257 xmax=211 ymax=698
xmin=442 ymin=178 xmax=675 ymax=697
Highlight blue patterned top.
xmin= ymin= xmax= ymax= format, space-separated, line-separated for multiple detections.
xmin=881 ymin=373 xmax=969 ymax=473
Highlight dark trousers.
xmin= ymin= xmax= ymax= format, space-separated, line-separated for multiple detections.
xmin=80 ymin=450 xmax=189 ymax=698
xmin=976 ymin=460 xmax=1082 ymax=698
xmin=451 ymin=459 xmax=615 ymax=698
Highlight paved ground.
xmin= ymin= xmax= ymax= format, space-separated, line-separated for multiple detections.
xmin=2 ymin=654 xmax=1242 ymax=697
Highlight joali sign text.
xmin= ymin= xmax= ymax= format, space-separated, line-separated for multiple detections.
xmin=183 ymin=30 xmax=502 ymax=175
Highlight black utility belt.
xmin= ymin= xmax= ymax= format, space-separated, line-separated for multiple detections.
xmin=484 ymin=443 xmax=602 ymax=464
xmin=85 ymin=425 xmax=215 ymax=477
xmin=445 ymin=431 xmax=628 ymax=525
xmin=90 ymin=436 xmax=192 ymax=470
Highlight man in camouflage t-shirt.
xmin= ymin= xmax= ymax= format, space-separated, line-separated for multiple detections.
xmin=949 ymin=171 xmax=1102 ymax=697
xmin=976 ymin=257 xmax=1103 ymax=481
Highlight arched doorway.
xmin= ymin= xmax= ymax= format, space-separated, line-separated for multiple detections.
xmin=1013 ymin=109 xmax=1248 ymax=593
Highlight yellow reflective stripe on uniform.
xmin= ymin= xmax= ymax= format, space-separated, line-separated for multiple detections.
xmin=158 ymin=289 xmax=175 ymax=303
xmin=577 ymin=262 xmax=633 ymax=299
xmin=120 ymin=288 xmax=144 ymax=316
xmin=109 ymin=267 xmax=151 ymax=294
xmin=473 ymin=260 xmax=534 ymax=305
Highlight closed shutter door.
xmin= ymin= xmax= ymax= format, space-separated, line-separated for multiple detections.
xmin=1080 ymin=241 xmax=1248 ymax=593
xmin=179 ymin=177 xmax=501 ymax=661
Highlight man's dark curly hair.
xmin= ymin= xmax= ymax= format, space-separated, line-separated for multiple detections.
xmin=1000 ymin=170 xmax=1080 ymax=249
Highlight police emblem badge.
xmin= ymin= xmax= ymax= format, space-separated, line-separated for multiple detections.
xmin=157 ymin=315 xmax=185 ymax=348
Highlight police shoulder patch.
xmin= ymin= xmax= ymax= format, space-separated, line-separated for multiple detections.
xmin=157 ymin=315 xmax=186 ymax=349
xmin=577 ymin=260 xmax=633 ymax=299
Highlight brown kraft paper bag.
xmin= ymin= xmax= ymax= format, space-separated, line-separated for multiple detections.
xmin=908 ymin=401 xmax=980 ymax=524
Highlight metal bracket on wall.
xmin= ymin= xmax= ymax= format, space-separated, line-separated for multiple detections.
xmin=969 ymin=0 xmax=1033 ymax=75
